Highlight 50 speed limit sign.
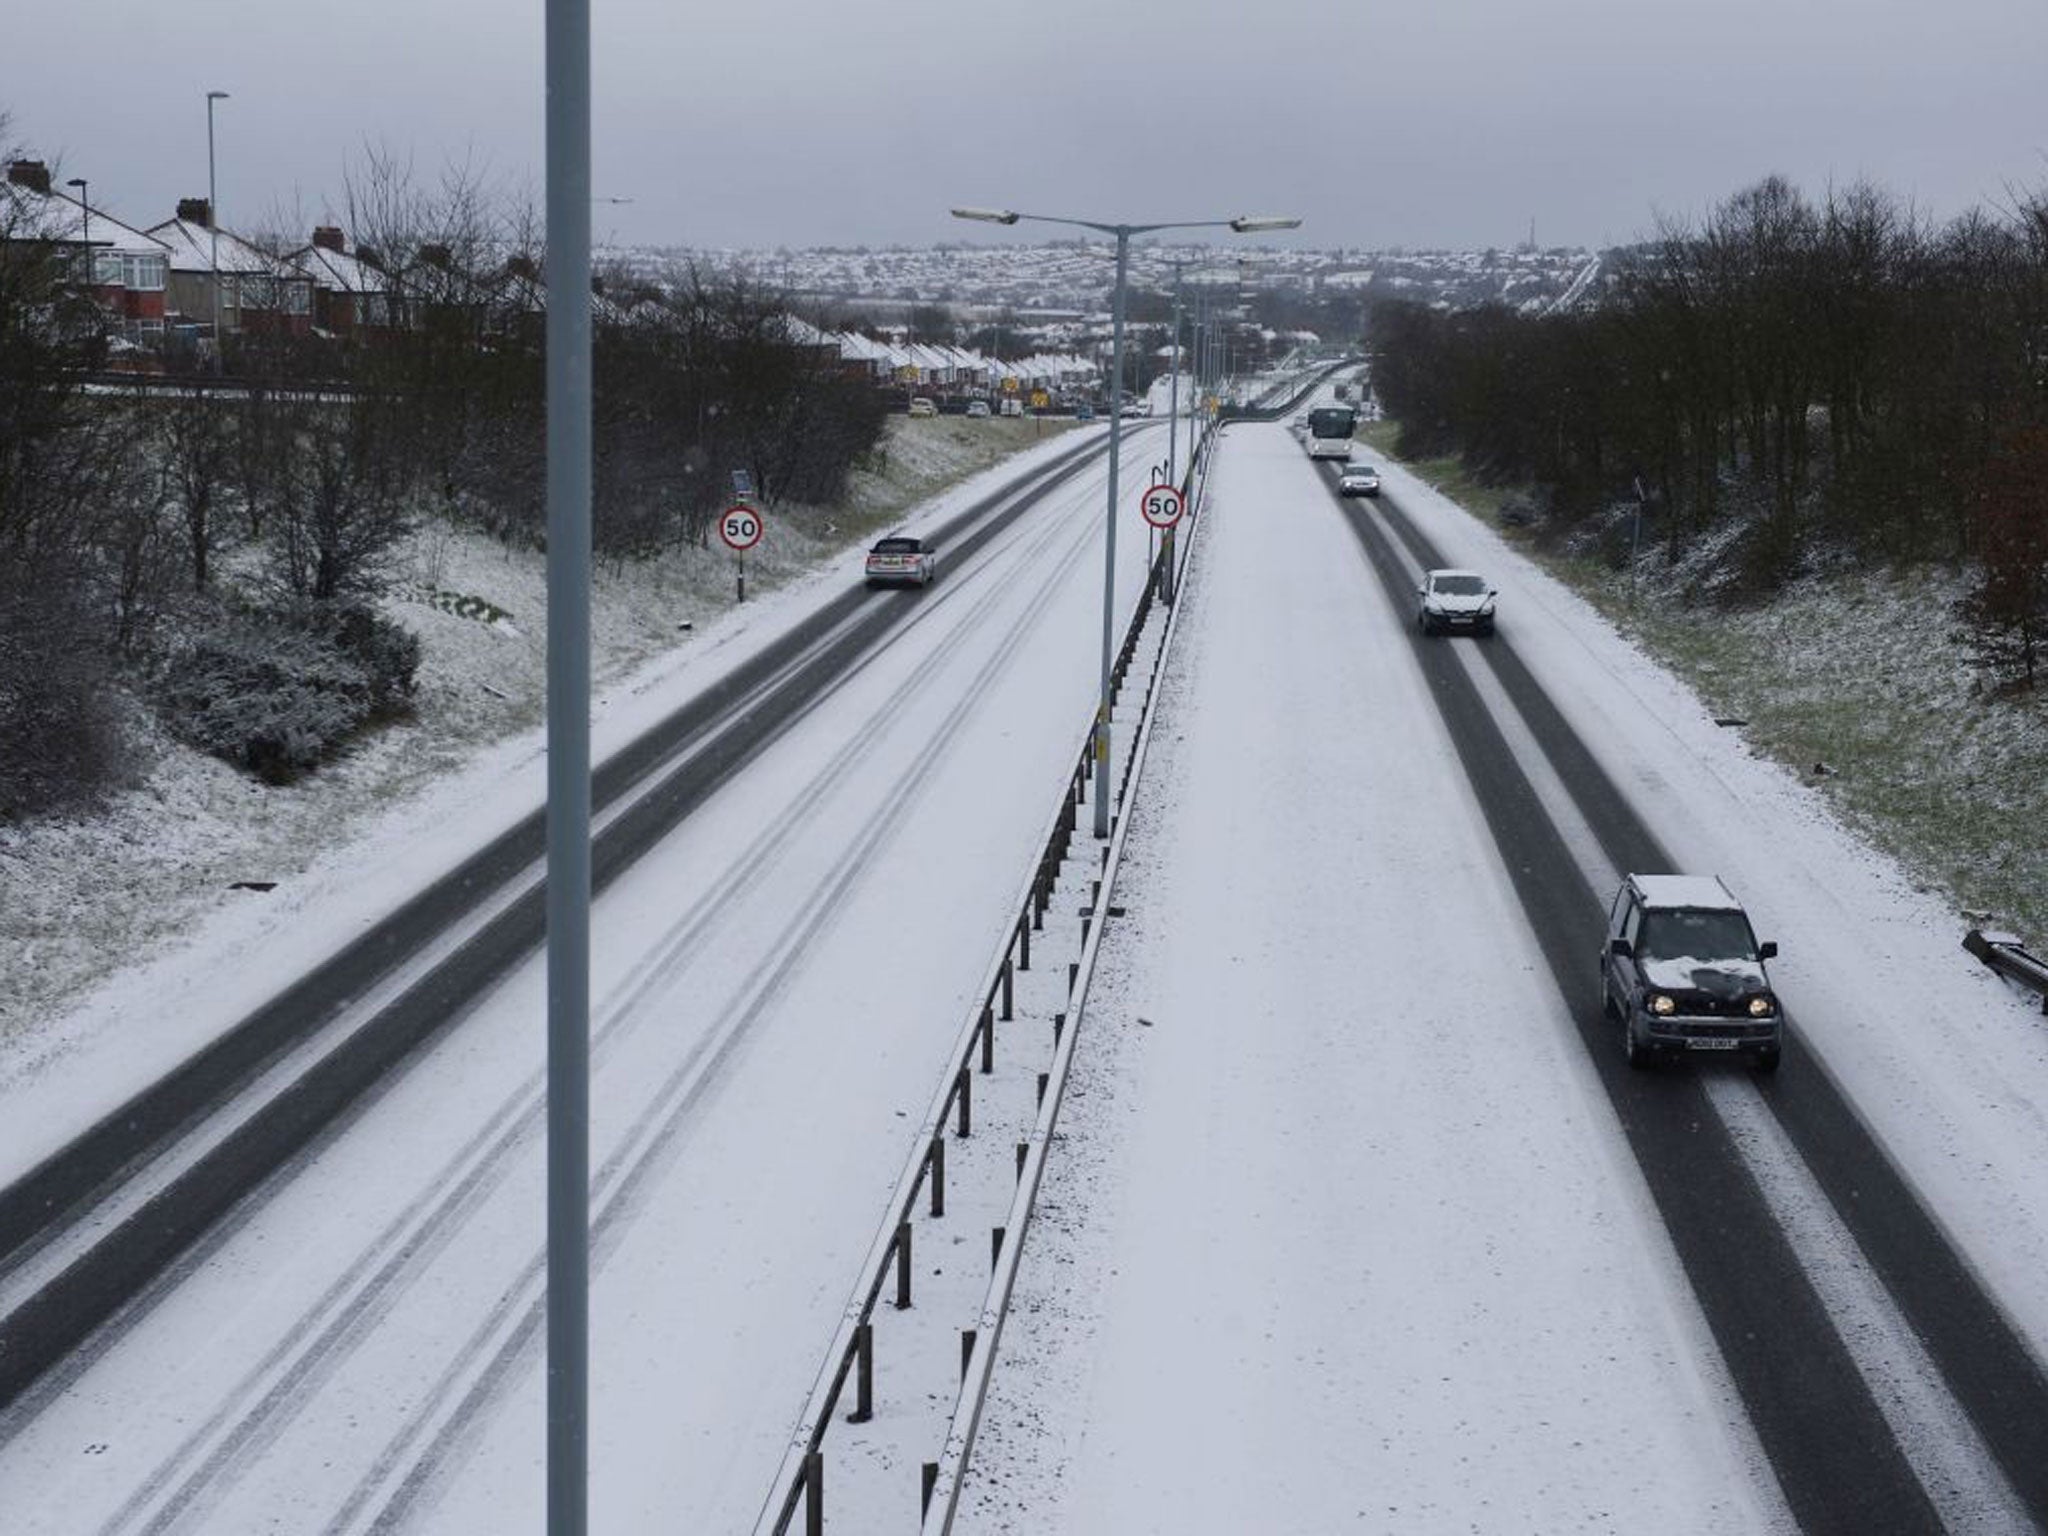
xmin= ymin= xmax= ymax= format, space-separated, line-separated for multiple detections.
xmin=1138 ymin=483 xmax=1185 ymax=529
xmin=718 ymin=504 xmax=764 ymax=552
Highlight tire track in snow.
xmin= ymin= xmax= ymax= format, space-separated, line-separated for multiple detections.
xmin=91 ymin=450 xmax=1116 ymax=1536
xmin=1353 ymin=460 xmax=2048 ymax=1532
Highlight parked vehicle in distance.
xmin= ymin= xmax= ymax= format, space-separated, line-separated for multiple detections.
xmin=1075 ymin=403 xmax=1096 ymax=421
xmin=998 ymin=397 xmax=1023 ymax=417
xmin=865 ymin=534 xmax=938 ymax=588
xmin=1601 ymin=874 xmax=1782 ymax=1072
xmin=1338 ymin=464 xmax=1381 ymax=497
xmin=965 ymin=399 xmax=992 ymax=418
xmin=1416 ymin=569 xmax=1496 ymax=635
xmin=907 ymin=397 xmax=937 ymax=417
xmin=1119 ymin=400 xmax=1147 ymax=418
xmin=1290 ymin=412 xmax=1311 ymax=438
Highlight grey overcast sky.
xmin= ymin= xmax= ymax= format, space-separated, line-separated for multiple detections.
xmin=7 ymin=0 xmax=2045 ymax=252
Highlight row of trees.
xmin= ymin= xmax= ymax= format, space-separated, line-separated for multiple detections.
xmin=1370 ymin=177 xmax=2048 ymax=683
xmin=1 ymin=137 xmax=890 ymax=817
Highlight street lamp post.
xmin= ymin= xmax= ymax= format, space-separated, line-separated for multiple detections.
xmin=64 ymin=177 xmax=89 ymax=246
xmin=205 ymin=90 xmax=229 ymax=360
xmin=952 ymin=206 xmax=1298 ymax=837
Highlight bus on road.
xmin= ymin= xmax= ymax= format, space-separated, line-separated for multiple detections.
xmin=1306 ymin=405 xmax=1357 ymax=460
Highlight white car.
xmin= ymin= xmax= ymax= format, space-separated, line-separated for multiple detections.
xmin=1417 ymin=568 xmax=1496 ymax=636
xmin=865 ymin=535 xmax=938 ymax=588
xmin=965 ymin=399 xmax=992 ymax=418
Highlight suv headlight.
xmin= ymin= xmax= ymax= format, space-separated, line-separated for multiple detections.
xmin=1647 ymin=993 xmax=1676 ymax=1016
xmin=1748 ymin=994 xmax=1777 ymax=1018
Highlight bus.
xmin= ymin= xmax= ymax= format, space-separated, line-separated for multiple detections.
xmin=1306 ymin=405 xmax=1357 ymax=460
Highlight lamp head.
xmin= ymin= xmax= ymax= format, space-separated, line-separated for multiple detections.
xmin=1228 ymin=215 xmax=1301 ymax=234
xmin=207 ymin=90 xmax=231 ymax=102
xmin=951 ymin=207 xmax=1020 ymax=226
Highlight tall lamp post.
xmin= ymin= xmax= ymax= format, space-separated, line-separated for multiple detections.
xmin=952 ymin=206 xmax=1299 ymax=837
xmin=64 ymin=177 xmax=89 ymax=244
xmin=205 ymin=90 xmax=229 ymax=358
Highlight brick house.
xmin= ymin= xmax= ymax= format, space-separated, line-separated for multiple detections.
xmin=145 ymin=199 xmax=314 ymax=341
xmin=3 ymin=158 xmax=171 ymax=343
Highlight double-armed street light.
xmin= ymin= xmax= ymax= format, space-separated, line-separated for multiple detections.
xmin=951 ymin=206 xmax=1299 ymax=837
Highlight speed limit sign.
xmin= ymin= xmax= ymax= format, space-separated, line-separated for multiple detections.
xmin=719 ymin=504 xmax=764 ymax=552
xmin=1138 ymin=483 xmax=1185 ymax=530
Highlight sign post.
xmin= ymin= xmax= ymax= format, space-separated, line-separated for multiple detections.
xmin=1139 ymin=482 xmax=1185 ymax=606
xmin=719 ymin=502 xmax=764 ymax=601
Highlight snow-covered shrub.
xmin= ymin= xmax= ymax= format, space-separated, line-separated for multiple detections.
xmin=150 ymin=602 xmax=420 ymax=783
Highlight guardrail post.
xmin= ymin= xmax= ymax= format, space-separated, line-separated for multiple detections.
xmin=922 ymin=1462 xmax=939 ymax=1517
xmin=956 ymin=1067 xmax=972 ymax=1138
xmin=930 ymin=1136 xmax=945 ymax=1218
xmin=1067 ymin=962 xmax=1078 ymax=994
xmin=1001 ymin=958 xmax=1014 ymax=1020
xmin=804 ymin=1449 xmax=823 ymax=1536
xmin=1015 ymin=1140 xmax=1028 ymax=1183
xmin=895 ymin=1221 xmax=913 ymax=1309
xmin=1036 ymin=1071 xmax=1048 ymax=1107
xmin=848 ymin=1321 xmax=873 ymax=1423
xmin=1019 ymin=911 xmax=1032 ymax=968
xmin=1052 ymin=1012 xmax=1065 ymax=1045
xmin=979 ymin=1004 xmax=995 ymax=1073
xmin=961 ymin=1328 xmax=977 ymax=1382
xmin=991 ymin=1225 xmax=1006 ymax=1270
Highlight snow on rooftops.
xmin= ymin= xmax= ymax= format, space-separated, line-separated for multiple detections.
xmin=2 ymin=180 xmax=170 ymax=257
xmin=1632 ymin=874 xmax=1743 ymax=910
xmin=144 ymin=217 xmax=294 ymax=277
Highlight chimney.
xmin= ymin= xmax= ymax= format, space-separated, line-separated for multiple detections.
xmin=7 ymin=159 xmax=52 ymax=193
xmin=311 ymin=225 xmax=346 ymax=252
xmin=177 ymin=197 xmax=211 ymax=226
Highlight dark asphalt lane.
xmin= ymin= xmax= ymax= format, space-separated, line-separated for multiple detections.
xmin=1356 ymin=471 xmax=2048 ymax=1527
xmin=1325 ymin=472 xmax=1945 ymax=1535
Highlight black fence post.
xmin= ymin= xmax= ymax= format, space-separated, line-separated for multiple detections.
xmin=1015 ymin=1141 xmax=1028 ymax=1183
xmin=961 ymin=1328 xmax=978 ymax=1382
xmin=895 ymin=1221 xmax=913 ymax=1309
xmin=1001 ymin=959 xmax=1014 ymax=1021
xmin=956 ymin=1067 xmax=972 ymax=1137
xmin=930 ymin=1136 xmax=945 ymax=1218
xmin=1019 ymin=911 xmax=1032 ymax=969
xmin=804 ymin=1450 xmax=824 ymax=1536
xmin=922 ymin=1463 xmax=940 ymax=1517
xmin=979 ymin=1004 xmax=995 ymax=1073
xmin=848 ymin=1321 xmax=873 ymax=1423
xmin=991 ymin=1225 xmax=1006 ymax=1270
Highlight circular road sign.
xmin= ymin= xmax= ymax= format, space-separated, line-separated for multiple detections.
xmin=1139 ymin=483 xmax=1185 ymax=530
xmin=719 ymin=504 xmax=764 ymax=552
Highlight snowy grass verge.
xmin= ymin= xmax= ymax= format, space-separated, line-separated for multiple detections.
xmin=0 ymin=416 xmax=1072 ymax=1048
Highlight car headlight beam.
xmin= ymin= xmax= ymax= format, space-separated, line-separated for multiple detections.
xmin=1648 ymin=993 xmax=1676 ymax=1016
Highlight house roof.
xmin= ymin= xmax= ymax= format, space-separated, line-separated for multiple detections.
xmin=289 ymin=240 xmax=390 ymax=296
xmin=144 ymin=217 xmax=299 ymax=278
xmin=2 ymin=183 xmax=170 ymax=257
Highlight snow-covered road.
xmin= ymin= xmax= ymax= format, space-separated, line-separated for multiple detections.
xmin=959 ymin=421 xmax=2048 ymax=1533
xmin=8 ymin=404 xmax=2048 ymax=1535
xmin=0 ymin=428 xmax=1173 ymax=1533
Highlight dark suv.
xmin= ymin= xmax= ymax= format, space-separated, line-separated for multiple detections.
xmin=1600 ymin=874 xmax=1781 ymax=1073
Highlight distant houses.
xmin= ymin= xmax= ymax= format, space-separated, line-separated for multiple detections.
xmin=2 ymin=155 xmax=1099 ymax=399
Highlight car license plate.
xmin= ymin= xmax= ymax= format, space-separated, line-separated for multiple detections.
xmin=1688 ymin=1037 xmax=1740 ymax=1051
